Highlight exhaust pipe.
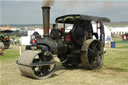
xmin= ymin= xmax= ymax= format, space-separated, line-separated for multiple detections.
xmin=42 ymin=6 xmax=50 ymax=37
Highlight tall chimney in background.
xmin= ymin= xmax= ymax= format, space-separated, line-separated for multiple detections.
xmin=42 ymin=6 xmax=50 ymax=37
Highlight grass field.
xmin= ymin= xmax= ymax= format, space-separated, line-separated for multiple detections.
xmin=0 ymin=37 xmax=128 ymax=85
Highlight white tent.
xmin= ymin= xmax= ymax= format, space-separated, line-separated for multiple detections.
xmin=20 ymin=28 xmax=44 ymax=45
xmin=20 ymin=36 xmax=31 ymax=45
xmin=111 ymin=27 xmax=128 ymax=35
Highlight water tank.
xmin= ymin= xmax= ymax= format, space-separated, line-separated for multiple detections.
xmin=111 ymin=41 xmax=115 ymax=48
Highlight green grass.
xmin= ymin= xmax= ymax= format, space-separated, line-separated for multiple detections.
xmin=104 ymin=48 xmax=128 ymax=71
xmin=0 ymin=47 xmax=19 ymax=61
xmin=104 ymin=36 xmax=128 ymax=71
xmin=1 ymin=47 xmax=128 ymax=85
xmin=0 ymin=37 xmax=128 ymax=85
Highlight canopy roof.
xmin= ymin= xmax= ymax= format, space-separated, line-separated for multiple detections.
xmin=56 ymin=14 xmax=111 ymax=24
xmin=0 ymin=30 xmax=13 ymax=33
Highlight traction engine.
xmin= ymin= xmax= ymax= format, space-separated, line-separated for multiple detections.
xmin=17 ymin=6 xmax=111 ymax=79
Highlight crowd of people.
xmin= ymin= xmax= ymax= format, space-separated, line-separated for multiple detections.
xmin=10 ymin=38 xmax=20 ymax=46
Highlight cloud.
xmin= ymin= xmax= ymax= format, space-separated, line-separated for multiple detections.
xmin=1 ymin=0 xmax=42 ymax=1
xmin=1 ymin=0 xmax=128 ymax=24
xmin=2 ymin=0 xmax=128 ymax=1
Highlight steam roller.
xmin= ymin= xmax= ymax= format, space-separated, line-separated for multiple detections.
xmin=17 ymin=6 xmax=111 ymax=79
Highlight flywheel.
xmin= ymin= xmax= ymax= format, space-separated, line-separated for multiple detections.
xmin=17 ymin=50 xmax=56 ymax=79
xmin=81 ymin=39 xmax=104 ymax=69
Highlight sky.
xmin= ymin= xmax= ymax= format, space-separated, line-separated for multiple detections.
xmin=0 ymin=0 xmax=128 ymax=24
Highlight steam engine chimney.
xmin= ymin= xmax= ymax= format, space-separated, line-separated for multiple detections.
xmin=42 ymin=6 xmax=50 ymax=37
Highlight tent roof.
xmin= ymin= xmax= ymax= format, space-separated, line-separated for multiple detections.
xmin=0 ymin=30 xmax=13 ymax=33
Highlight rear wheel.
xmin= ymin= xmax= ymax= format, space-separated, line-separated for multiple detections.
xmin=81 ymin=39 xmax=104 ymax=69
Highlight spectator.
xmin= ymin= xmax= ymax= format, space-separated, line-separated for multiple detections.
xmin=14 ymin=39 xmax=17 ymax=45
xmin=10 ymin=38 xmax=14 ymax=46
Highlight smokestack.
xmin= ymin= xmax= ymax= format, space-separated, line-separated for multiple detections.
xmin=42 ymin=6 xmax=50 ymax=37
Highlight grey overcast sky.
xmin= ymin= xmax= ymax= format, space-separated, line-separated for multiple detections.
xmin=0 ymin=0 xmax=128 ymax=24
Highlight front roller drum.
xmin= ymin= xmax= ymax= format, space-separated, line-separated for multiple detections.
xmin=81 ymin=39 xmax=104 ymax=69
xmin=17 ymin=50 xmax=56 ymax=79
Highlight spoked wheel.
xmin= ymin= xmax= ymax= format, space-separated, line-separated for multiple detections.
xmin=81 ymin=39 xmax=104 ymax=69
xmin=18 ymin=50 xmax=56 ymax=79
